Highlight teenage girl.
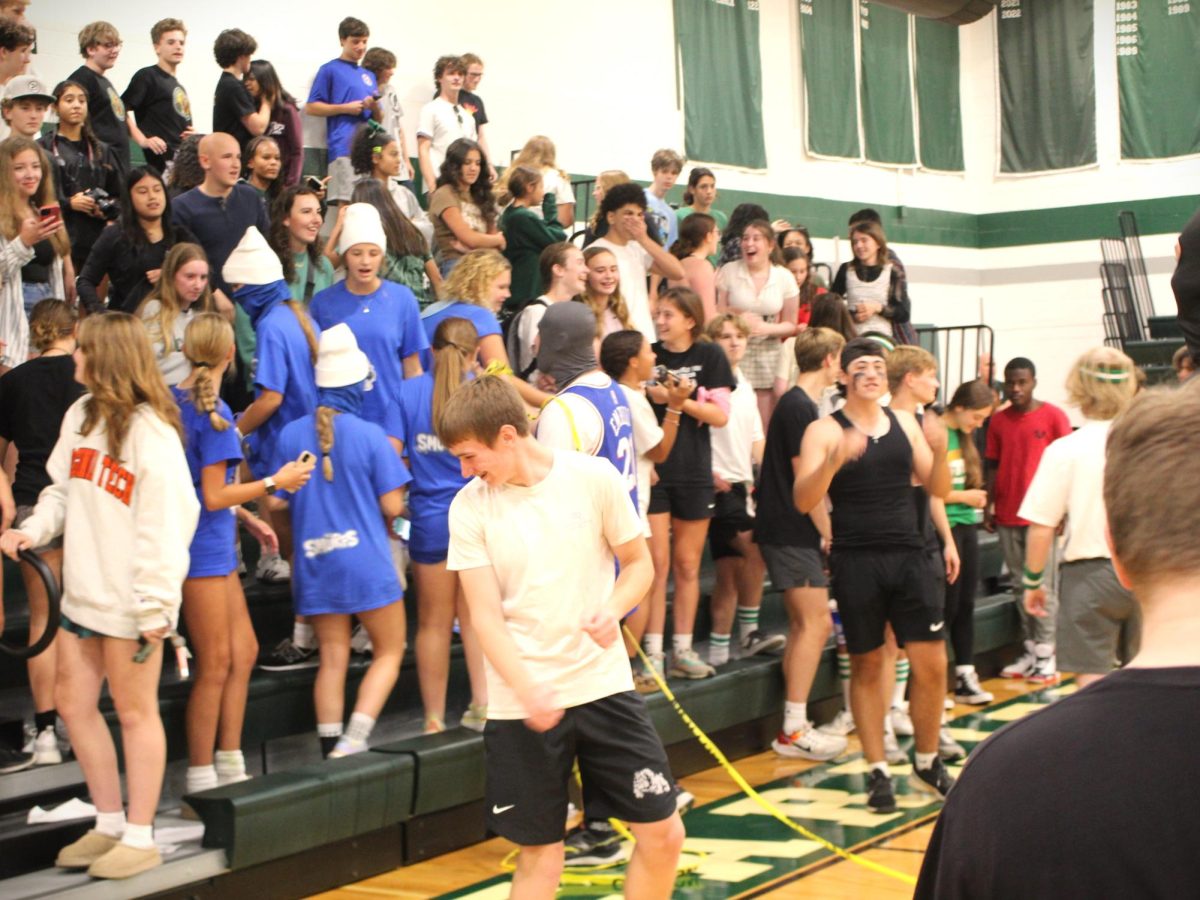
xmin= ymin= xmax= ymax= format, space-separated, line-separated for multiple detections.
xmin=0 ymin=300 xmax=83 ymax=764
xmin=941 ymin=380 xmax=996 ymax=705
xmin=269 ymin=185 xmax=336 ymax=305
xmin=428 ymin=137 xmax=503 ymax=276
xmin=667 ymin=212 xmax=719 ymax=323
xmin=578 ymin=246 xmax=634 ymax=338
xmin=174 ymin=313 xmax=313 ymax=797
xmin=1 ymin=313 xmax=199 ymax=880
xmin=270 ymin=324 xmax=411 ymax=757
xmin=0 ymin=136 xmax=71 ymax=369
xmin=242 ymin=135 xmax=283 ymax=204
xmin=346 ymin=121 xmax=434 ymax=250
xmin=341 ymin=177 xmax=441 ymax=307
xmin=137 ymin=242 xmax=216 ymax=385
xmin=644 ymin=287 xmax=734 ymax=680
xmin=398 ymin=316 xmax=488 ymax=733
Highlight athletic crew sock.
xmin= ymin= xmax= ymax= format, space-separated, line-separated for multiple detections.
xmin=185 ymin=765 xmax=218 ymax=795
xmin=837 ymin=648 xmax=852 ymax=709
xmin=708 ymin=633 xmax=731 ymax=667
xmin=893 ymin=658 xmax=910 ymax=709
xmin=318 ymin=722 xmax=343 ymax=758
xmin=870 ymin=761 xmax=890 ymax=777
xmin=642 ymin=633 xmax=663 ymax=656
xmin=672 ymin=633 xmax=693 ymax=655
xmin=95 ymin=809 xmax=126 ymax=839
xmin=215 ymin=750 xmax=247 ymax=784
xmin=736 ymin=606 xmax=760 ymax=641
xmin=783 ymin=701 xmax=807 ymax=734
xmin=914 ymin=751 xmax=938 ymax=771
xmin=120 ymin=823 xmax=154 ymax=850
xmin=293 ymin=621 xmax=316 ymax=650
xmin=955 ymin=664 xmax=975 ymax=677
xmin=345 ymin=712 xmax=376 ymax=745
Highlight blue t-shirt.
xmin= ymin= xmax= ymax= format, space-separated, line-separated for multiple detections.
xmin=307 ymin=58 xmax=378 ymax=161
xmin=309 ymin=280 xmax=428 ymax=437
xmin=249 ymin=304 xmax=320 ymax=477
xmin=173 ymin=386 xmax=242 ymax=578
xmin=273 ymin=412 xmax=411 ymax=615
xmin=644 ymin=190 xmax=678 ymax=249
xmin=417 ymin=300 xmax=501 ymax=371
xmin=397 ymin=373 xmax=469 ymax=520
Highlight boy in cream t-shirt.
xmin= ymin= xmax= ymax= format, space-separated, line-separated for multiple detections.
xmin=443 ymin=376 xmax=684 ymax=899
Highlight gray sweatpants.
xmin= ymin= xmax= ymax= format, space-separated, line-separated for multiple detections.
xmin=997 ymin=524 xmax=1058 ymax=647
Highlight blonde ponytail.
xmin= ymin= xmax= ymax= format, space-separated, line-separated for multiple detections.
xmin=191 ymin=363 xmax=230 ymax=432
xmin=182 ymin=313 xmax=236 ymax=433
xmin=430 ymin=317 xmax=479 ymax=430
xmin=316 ymin=406 xmax=338 ymax=481
xmin=286 ymin=301 xmax=320 ymax=365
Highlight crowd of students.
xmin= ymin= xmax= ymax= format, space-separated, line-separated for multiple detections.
xmin=0 ymin=7 xmax=1188 ymax=892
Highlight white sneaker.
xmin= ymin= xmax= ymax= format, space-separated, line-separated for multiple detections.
xmin=669 ymin=648 xmax=716 ymax=679
xmin=772 ymin=723 xmax=848 ymax=761
xmin=1001 ymin=640 xmax=1036 ymax=678
xmin=256 ymin=552 xmax=291 ymax=583
xmin=955 ymin=669 xmax=995 ymax=705
xmin=24 ymin=726 xmax=62 ymax=766
xmin=939 ymin=727 xmax=966 ymax=762
xmin=819 ymin=709 xmax=856 ymax=737
xmin=883 ymin=729 xmax=908 ymax=765
xmin=889 ymin=706 xmax=914 ymax=736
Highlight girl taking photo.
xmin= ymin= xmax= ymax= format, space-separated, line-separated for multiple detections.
xmin=137 ymin=242 xmax=216 ymax=386
xmin=1 ymin=313 xmax=200 ymax=880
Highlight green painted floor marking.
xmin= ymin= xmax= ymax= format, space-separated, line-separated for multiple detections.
xmin=437 ymin=683 xmax=1073 ymax=898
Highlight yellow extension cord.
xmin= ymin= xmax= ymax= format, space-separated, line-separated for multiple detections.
xmin=499 ymin=627 xmax=919 ymax=889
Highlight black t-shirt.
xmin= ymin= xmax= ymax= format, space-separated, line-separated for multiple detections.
xmin=458 ymin=89 xmax=488 ymax=128
xmin=754 ymin=386 xmax=821 ymax=549
xmin=22 ymin=237 xmax=54 ymax=284
xmin=213 ymin=71 xmax=255 ymax=150
xmin=68 ymin=65 xmax=130 ymax=173
xmin=916 ymin=667 xmax=1200 ymax=899
xmin=121 ymin=65 xmax=192 ymax=172
xmin=650 ymin=340 xmax=735 ymax=487
xmin=0 ymin=356 xmax=85 ymax=506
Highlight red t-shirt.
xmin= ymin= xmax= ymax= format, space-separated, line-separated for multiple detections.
xmin=985 ymin=402 xmax=1072 ymax=527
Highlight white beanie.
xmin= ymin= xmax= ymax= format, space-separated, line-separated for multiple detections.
xmin=222 ymin=227 xmax=284 ymax=286
xmin=315 ymin=323 xmax=370 ymax=388
xmin=337 ymin=203 xmax=387 ymax=256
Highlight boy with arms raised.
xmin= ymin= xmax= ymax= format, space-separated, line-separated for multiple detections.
xmin=794 ymin=337 xmax=954 ymax=813
xmin=443 ymin=376 xmax=684 ymax=899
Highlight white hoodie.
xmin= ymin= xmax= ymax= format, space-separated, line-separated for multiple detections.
xmin=19 ymin=397 xmax=199 ymax=639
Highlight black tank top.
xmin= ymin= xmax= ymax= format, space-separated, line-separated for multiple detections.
xmin=828 ymin=406 xmax=923 ymax=550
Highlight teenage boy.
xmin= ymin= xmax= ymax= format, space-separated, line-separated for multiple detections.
xmin=985 ymin=357 xmax=1071 ymax=683
xmin=795 ymin=337 xmax=955 ymax=814
xmin=442 ymin=376 xmax=684 ymax=900
xmin=755 ymin=327 xmax=849 ymax=761
xmin=1 ymin=73 xmax=51 ymax=138
xmin=305 ymin=17 xmax=378 ymax=206
xmin=69 ymin=22 xmax=130 ymax=174
xmin=458 ymin=53 xmax=495 ymax=181
xmin=916 ymin=385 xmax=1200 ymax=898
xmin=363 ymin=47 xmax=412 ymax=187
xmin=212 ymin=28 xmax=269 ymax=154
xmin=645 ymin=150 xmax=683 ymax=249
xmin=122 ymin=18 xmax=193 ymax=174
xmin=591 ymin=183 xmax=685 ymax=341
xmin=416 ymin=55 xmax=476 ymax=196
xmin=1020 ymin=348 xmax=1140 ymax=690
xmin=0 ymin=16 xmax=32 ymax=100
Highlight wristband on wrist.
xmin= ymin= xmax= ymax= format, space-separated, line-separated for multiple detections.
xmin=1022 ymin=566 xmax=1044 ymax=589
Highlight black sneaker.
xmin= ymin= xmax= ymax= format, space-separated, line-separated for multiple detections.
xmin=563 ymin=821 xmax=624 ymax=866
xmin=0 ymin=746 xmax=34 ymax=774
xmin=913 ymin=757 xmax=956 ymax=799
xmin=866 ymin=768 xmax=896 ymax=814
xmin=739 ymin=629 xmax=786 ymax=656
xmin=257 ymin=637 xmax=319 ymax=671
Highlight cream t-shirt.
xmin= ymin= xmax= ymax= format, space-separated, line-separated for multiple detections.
xmin=1018 ymin=419 xmax=1109 ymax=562
xmin=447 ymin=450 xmax=642 ymax=718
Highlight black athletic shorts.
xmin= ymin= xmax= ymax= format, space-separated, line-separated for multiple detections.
xmin=830 ymin=548 xmax=945 ymax=654
xmin=648 ymin=482 xmax=715 ymax=521
xmin=709 ymin=483 xmax=755 ymax=560
xmin=483 ymin=691 xmax=678 ymax=846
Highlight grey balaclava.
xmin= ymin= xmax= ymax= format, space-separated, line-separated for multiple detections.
xmin=536 ymin=301 xmax=597 ymax=387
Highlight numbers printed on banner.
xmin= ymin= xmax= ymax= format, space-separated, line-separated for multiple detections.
xmin=859 ymin=0 xmax=870 ymax=29
xmin=801 ymin=1 xmax=813 ymax=14
xmin=1000 ymin=0 xmax=1021 ymax=18
xmin=1167 ymin=1 xmax=1189 ymax=14
xmin=1115 ymin=0 xmax=1140 ymax=56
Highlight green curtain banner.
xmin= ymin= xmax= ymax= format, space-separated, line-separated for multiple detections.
xmin=997 ymin=0 xmax=1097 ymax=173
xmin=914 ymin=17 xmax=964 ymax=172
xmin=859 ymin=0 xmax=916 ymax=165
xmin=799 ymin=0 xmax=861 ymax=159
xmin=674 ymin=0 xmax=768 ymax=169
xmin=1117 ymin=1 xmax=1200 ymax=160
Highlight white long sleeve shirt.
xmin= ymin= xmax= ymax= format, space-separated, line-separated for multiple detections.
xmin=19 ymin=398 xmax=199 ymax=639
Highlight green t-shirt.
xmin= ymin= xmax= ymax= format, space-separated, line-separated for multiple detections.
xmin=382 ymin=251 xmax=435 ymax=308
xmin=289 ymin=252 xmax=336 ymax=306
xmin=676 ymin=206 xmax=727 ymax=267
xmin=946 ymin=429 xmax=982 ymax=526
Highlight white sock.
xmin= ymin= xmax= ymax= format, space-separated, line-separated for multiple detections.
xmin=186 ymin=765 xmax=218 ymax=794
xmin=871 ymin=761 xmax=890 ymax=777
xmin=345 ymin=712 xmax=376 ymax=744
xmin=672 ymin=633 xmax=693 ymax=655
xmin=955 ymin=664 xmax=974 ymax=677
xmin=914 ymin=751 xmax=938 ymax=771
xmin=708 ymin=633 xmax=731 ymax=667
xmin=643 ymin=633 xmax=663 ymax=656
xmin=215 ymin=750 xmax=247 ymax=784
xmin=783 ymin=701 xmax=807 ymax=734
xmin=95 ymin=809 xmax=126 ymax=838
xmin=1034 ymin=642 xmax=1054 ymax=660
xmin=293 ymin=621 xmax=316 ymax=650
xmin=120 ymin=823 xmax=154 ymax=850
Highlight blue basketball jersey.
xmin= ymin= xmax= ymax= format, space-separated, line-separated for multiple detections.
xmin=558 ymin=377 xmax=638 ymax=512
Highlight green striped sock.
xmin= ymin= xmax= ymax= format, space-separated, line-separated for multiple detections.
xmin=837 ymin=648 xmax=852 ymax=708
xmin=736 ymin=606 xmax=759 ymax=640
xmin=893 ymin=658 xmax=911 ymax=708
xmin=709 ymin=633 xmax=731 ymax=666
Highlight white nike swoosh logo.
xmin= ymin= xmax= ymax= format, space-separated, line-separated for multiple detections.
xmin=492 ymin=804 xmax=515 ymax=814
xmin=929 ymin=622 xmax=944 ymax=631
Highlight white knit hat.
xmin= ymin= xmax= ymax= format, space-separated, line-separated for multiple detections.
xmin=223 ymin=227 xmax=284 ymax=286
xmin=315 ymin=324 xmax=370 ymax=388
xmin=337 ymin=203 xmax=387 ymax=255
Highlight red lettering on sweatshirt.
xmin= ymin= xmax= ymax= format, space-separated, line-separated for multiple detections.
xmin=70 ymin=449 xmax=135 ymax=507
xmin=69 ymin=448 xmax=99 ymax=480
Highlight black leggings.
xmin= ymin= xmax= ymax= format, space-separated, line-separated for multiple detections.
xmin=944 ymin=523 xmax=979 ymax=665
